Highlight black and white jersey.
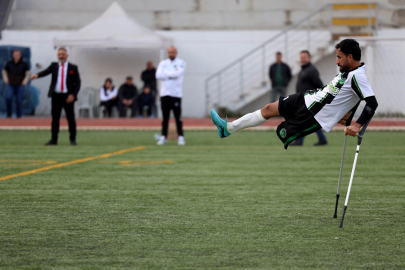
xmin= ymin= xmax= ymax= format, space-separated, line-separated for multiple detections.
xmin=304 ymin=63 xmax=375 ymax=132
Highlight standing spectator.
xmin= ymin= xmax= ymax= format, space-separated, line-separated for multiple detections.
xmin=138 ymin=85 xmax=153 ymax=118
xmin=141 ymin=61 xmax=157 ymax=117
xmin=141 ymin=61 xmax=157 ymax=91
xmin=99 ymin=78 xmax=118 ymax=117
xmin=290 ymin=50 xmax=327 ymax=146
xmin=118 ymin=76 xmax=137 ymax=118
xmin=31 ymin=47 xmax=81 ymax=146
xmin=269 ymin=52 xmax=291 ymax=103
xmin=156 ymin=46 xmax=186 ymax=146
xmin=2 ymin=50 xmax=30 ymax=118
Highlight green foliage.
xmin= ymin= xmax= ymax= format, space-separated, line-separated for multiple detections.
xmin=1 ymin=130 xmax=405 ymax=269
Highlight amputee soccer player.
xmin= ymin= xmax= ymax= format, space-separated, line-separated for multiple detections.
xmin=211 ymin=39 xmax=378 ymax=148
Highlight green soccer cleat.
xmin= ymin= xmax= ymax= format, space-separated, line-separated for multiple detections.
xmin=210 ymin=109 xmax=231 ymax=138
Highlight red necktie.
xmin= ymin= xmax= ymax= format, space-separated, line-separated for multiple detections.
xmin=61 ymin=64 xmax=64 ymax=92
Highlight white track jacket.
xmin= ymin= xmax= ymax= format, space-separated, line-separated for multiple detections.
xmin=156 ymin=57 xmax=186 ymax=98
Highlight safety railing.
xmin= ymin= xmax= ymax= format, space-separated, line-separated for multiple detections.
xmin=205 ymin=3 xmax=378 ymax=116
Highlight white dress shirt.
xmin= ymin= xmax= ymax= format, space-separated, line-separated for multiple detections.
xmin=100 ymin=86 xmax=118 ymax=102
xmin=155 ymin=57 xmax=186 ymax=98
xmin=54 ymin=61 xmax=68 ymax=93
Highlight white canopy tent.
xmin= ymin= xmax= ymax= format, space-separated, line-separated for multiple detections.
xmin=54 ymin=1 xmax=172 ymax=49
xmin=53 ymin=2 xmax=172 ymax=118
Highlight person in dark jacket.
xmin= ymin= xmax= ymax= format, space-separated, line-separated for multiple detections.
xmin=141 ymin=62 xmax=157 ymax=91
xmin=118 ymin=76 xmax=137 ymax=117
xmin=290 ymin=50 xmax=327 ymax=146
xmin=138 ymin=85 xmax=153 ymax=118
xmin=141 ymin=61 xmax=157 ymax=117
xmin=31 ymin=47 xmax=81 ymax=146
xmin=2 ymin=50 xmax=30 ymax=118
xmin=269 ymin=52 xmax=292 ymax=103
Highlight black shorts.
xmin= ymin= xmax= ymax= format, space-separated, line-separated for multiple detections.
xmin=276 ymin=92 xmax=322 ymax=149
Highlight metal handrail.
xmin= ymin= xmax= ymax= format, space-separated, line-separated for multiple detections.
xmin=205 ymin=4 xmax=333 ymax=82
xmin=205 ymin=2 xmax=378 ymax=115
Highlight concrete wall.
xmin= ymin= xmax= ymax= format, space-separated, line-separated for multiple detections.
xmin=0 ymin=29 xmax=281 ymax=117
xmin=8 ymin=0 xmax=405 ymax=31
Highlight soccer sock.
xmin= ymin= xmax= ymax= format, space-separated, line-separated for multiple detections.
xmin=226 ymin=109 xmax=267 ymax=133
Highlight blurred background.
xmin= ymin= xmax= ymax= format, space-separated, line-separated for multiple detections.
xmin=0 ymin=0 xmax=404 ymax=118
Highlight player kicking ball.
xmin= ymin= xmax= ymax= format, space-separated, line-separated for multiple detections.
xmin=211 ymin=39 xmax=378 ymax=148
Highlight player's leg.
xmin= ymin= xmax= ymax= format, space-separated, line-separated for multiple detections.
xmin=172 ymin=97 xmax=184 ymax=136
xmin=48 ymin=95 xmax=63 ymax=144
xmin=210 ymin=101 xmax=280 ymax=138
xmin=157 ymin=96 xmax=171 ymax=145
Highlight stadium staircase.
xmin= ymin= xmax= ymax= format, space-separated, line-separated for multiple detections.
xmin=205 ymin=3 xmax=379 ymax=116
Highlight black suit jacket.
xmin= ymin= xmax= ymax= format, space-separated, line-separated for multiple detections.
xmin=37 ymin=62 xmax=81 ymax=100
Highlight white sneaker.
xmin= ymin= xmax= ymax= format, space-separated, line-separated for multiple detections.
xmin=178 ymin=136 xmax=185 ymax=146
xmin=157 ymin=136 xmax=167 ymax=145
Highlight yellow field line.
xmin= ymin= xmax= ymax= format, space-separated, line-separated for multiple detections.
xmin=0 ymin=146 xmax=145 ymax=181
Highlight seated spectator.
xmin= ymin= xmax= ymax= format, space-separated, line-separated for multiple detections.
xmin=138 ymin=85 xmax=153 ymax=118
xmin=99 ymin=78 xmax=118 ymax=117
xmin=118 ymin=76 xmax=138 ymax=118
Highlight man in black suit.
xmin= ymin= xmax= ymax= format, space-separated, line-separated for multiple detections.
xmin=31 ymin=47 xmax=81 ymax=146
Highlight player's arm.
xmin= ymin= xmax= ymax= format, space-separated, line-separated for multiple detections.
xmin=32 ymin=64 xmax=52 ymax=80
xmin=345 ymin=74 xmax=378 ymax=136
xmin=165 ymin=62 xmax=186 ymax=79
xmin=155 ymin=62 xmax=168 ymax=80
xmin=345 ymin=96 xmax=378 ymax=136
xmin=339 ymin=102 xmax=360 ymax=125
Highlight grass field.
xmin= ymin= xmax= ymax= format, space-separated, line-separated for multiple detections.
xmin=1 ymin=130 xmax=405 ymax=269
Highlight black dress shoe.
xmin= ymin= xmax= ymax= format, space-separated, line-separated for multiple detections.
xmin=70 ymin=141 xmax=77 ymax=146
xmin=289 ymin=140 xmax=303 ymax=146
xmin=45 ymin=140 xmax=57 ymax=146
xmin=314 ymin=140 xmax=328 ymax=146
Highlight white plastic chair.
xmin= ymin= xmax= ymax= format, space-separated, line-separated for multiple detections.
xmin=77 ymin=88 xmax=96 ymax=118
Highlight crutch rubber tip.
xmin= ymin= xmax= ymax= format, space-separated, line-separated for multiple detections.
xmin=333 ymin=214 xmax=337 ymax=219
xmin=339 ymin=206 xmax=347 ymax=228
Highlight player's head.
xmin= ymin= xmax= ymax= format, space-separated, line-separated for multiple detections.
xmin=57 ymin=47 xmax=68 ymax=63
xmin=12 ymin=49 xmax=22 ymax=62
xmin=125 ymin=76 xmax=133 ymax=85
xmin=167 ymin=46 xmax=177 ymax=60
xmin=300 ymin=50 xmax=311 ymax=66
xmin=276 ymin=52 xmax=282 ymax=63
xmin=147 ymin=61 xmax=153 ymax=69
xmin=104 ymin=78 xmax=112 ymax=89
xmin=335 ymin=39 xmax=361 ymax=72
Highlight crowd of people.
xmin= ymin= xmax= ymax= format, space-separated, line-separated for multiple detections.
xmin=99 ymin=61 xmax=157 ymax=118
xmin=22 ymin=45 xmax=187 ymax=146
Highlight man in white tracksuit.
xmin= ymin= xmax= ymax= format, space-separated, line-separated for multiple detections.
xmin=156 ymin=46 xmax=186 ymax=146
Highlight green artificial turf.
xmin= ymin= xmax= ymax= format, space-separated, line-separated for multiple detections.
xmin=0 ymin=130 xmax=405 ymax=269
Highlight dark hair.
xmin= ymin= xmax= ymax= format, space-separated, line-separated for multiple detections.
xmin=13 ymin=49 xmax=21 ymax=54
xmin=335 ymin=39 xmax=361 ymax=61
xmin=126 ymin=76 xmax=133 ymax=80
xmin=300 ymin=50 xmax=311 ymax=57
xmin=276 ymin=52 xmax=282 ymax=55
xmin=104 ymin=78 xmax=112 ymax=84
